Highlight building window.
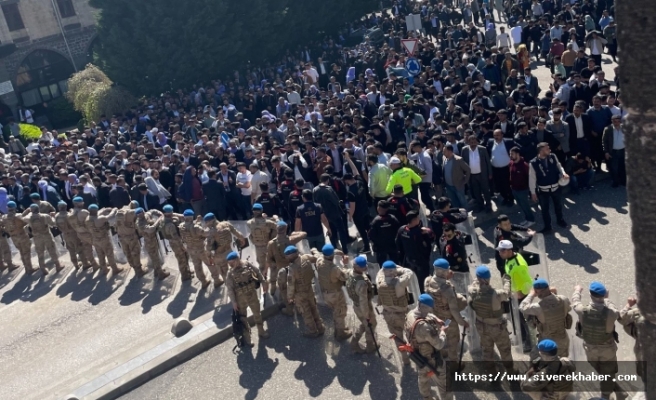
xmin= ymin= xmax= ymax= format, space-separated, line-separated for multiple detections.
xmin=56 ymin=0 xmax=76 ymax=18
xmin=16 ymin=50 xmax=75 ymax=106
xmin=2 ymin=3 xmax=25 ymax=32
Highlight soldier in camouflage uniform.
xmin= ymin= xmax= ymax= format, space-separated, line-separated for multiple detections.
xmin=0 ymin=207 xmax=17 ymax=272
xmin=55 ymin=201 xmax=83 ymax=269
xmin=619 ymin=295 xmax=645 ymax=383
xmin=178 ymin=210 xmax=212 ymax=288
xmin=2 ymin=201 xmax=34 ymax=274
xmin=520 ymin=278 xmax=571 ymax=357
xmin=30 ymin=193 xmax=56 ymax=214
xmin=468 ymin=266 xmax=514 ymax=372
xmin=115 ymin=201 xmax=146 ymax=277
xmin=376 ymin=260 xmax=414 ymax=364
xmin=69 ymin=196 xmax=99 ymax=270
xmin=267 ymin=221 xmax=306 ymax=297
xmin=346 ymin=256 xmax=378 ymax=354
xmin=135 ymin=208 xmax=170 ymax=280
xmin=161 ymin=205 xmax=193 ymax=280
xmin=572 ymin=282 xmax=625 ymax=399
xmin=246 ymin=203 xmax=277 ymax=289
xmin=225 ymin=251 xmax=269 ymax=345
xmin=405 ymin=294 xmax=452 ymax=400
xmin=85 ymin=204 xmax=124 ymax=275
xmin=202 ymin=213 xmax=246 ymax=286
xmin=285 ymin=245 xmax=324 ymax=338
xmin=311 ymin=244 xmax=352 ymax=341
xmin=425 ymin=258 xmax=469 ymax=362
xmin=22 ymin=203 xmax=63 ymax=274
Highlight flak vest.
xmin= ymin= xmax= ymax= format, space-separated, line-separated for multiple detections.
xmin=162 ymin=217 xmax=183 ymax=243
xmin=425 ymin=276 xmax=456 ymax=319
xmin=580 ymin=305 xmax=614 ymax=345
xmin=470 ymin=283 xmax=504 ymax=321
xmin=538 ymin=295 xmax=568 ymax=337
xmin=405 ymin=312 xmax=443 ymax=363
xmin=248 ymin=218 xmax=272 ymax=247
xmin=232 ymin=262 xmax=259 ymax=295
xmin=346 ymin=273 xmax=374 ymax=308
xmin=316 ymin=257 xmax=344 ymax=293
xmin=377 ymin=278 xmax=409 ymax=308
xmin=28 ymin=214 xmax=50 ymax=236
xmin=115 ymin=209 xmax=137 ymax=236
xmin=179 ymin=221 xmax=204 ymax=248
xmin=290 ymin=255 xmax=315 ymax=293
xmin=530 ymin=154 xmax=560 ymax=190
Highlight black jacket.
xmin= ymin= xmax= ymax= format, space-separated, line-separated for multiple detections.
xmin=109 ymin=186 xmax=131 ymax=208
xmin=137 ymin=191 xmax=162 ymax=212
xmin=203 ymin=179 xmax=227 ymax=220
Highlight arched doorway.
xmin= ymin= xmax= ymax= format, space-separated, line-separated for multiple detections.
xmin=15 ymin=50 xmax=75 ymax=112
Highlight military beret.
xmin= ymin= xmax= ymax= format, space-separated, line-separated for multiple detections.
xmin=226 ymin=251 xmax=239 ymax=261
xmin=277 ymin=221 xmax=287 ymax=227
xmin=58 ymin=201 xmax=67 ymax=207
xmin=163 ymin=205 xmax=174 ymax=213
xmin=29 ymin=203 xmax=39 ymax=210
xmin=252 ymin=203 xmax=263 ymax=211
xmin=135 ymin=208 xmax=145 ymax=215
xmin=130 ymin=200 xmax=139 ymax=207
xmin=88 ymin=204 xmax=99 ymax=211
xmin=433 ymin=258 xmax=450 ymax=269
xmin=284 ymin=245 xmax=298 ymax=255
xmin=476 ymin=266 xmax=491 ymax=279
xmin=354 ymin=256 xmax=367 ymax=267
xmin=589 ymin=281 xmax=607 ymax=297
xmin=203 ymin=213 xmax=215 ymax=222
xmin=533 ymin=278 xmax=549 ymax=289
xmin=537 ymin=339 xmax=558 ymax=354
xmin=7 ymin=201 xmax=16 ymax=208
xmin=418 ymin=294 xmax=434 ymax=308
xmin=382 ymin=260 xmax=396 ymax=269
xmin=73 ymin=196 xmax=84 ymax=203
xmin=183 ymin=209 xmax=195 ymax=217
xmin=30 ymin=193 xmax=40 ymax=199
xmin=321 ymin=244 xmax=334 ymax=256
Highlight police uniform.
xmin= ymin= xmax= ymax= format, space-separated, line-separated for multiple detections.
xmin=396 ymin=221 xmax=434 ymax=292
xmin=286 ymin=188 xmax=304 ymax=224
xmin=377 ymin=260 xmax=413 ymax=364
xmin=438 ymin=231 xmax=470 ymax=272
xmin=225 ymin=252 xmax=268 ymax=344
xmin=387 ymin=195 xmax=419 ymax=224
xmin=468 ymin=266 xmax=514 ymax=370
xmin=572 ymin=282 xmax=624 ymax=399
xmin=286 ymin=246 xmax=324 ymax=337
xmin=429 ymin=208 xmax=468 ymax=242
xmin=425 ymin=258 xmax=468 ymax=362
xmin=346 ymin=256 xmax=377 ymax=353
xmin=246 ymin=205 xmax=277 ymax=274
xmin=295 ymin=202 xmax=325 ymax=251
xmin=493 ymin=223 xmax=533 ymax=276
xmin=368 ymin=212 xmax=401 ymax=265
xmin=313 ymin=244 xmax=351 ymax=340
xmin=405 ymin=294 xmax=452 ymax=400
xmin=529 ymin=153 xmax=566 ymax=231
xmin=520 ymin=279 xmax=571 ymax=357
xmin=253 ymin=192 xmax=283 ymax=219
xmin=520 ymin=339 xmax=575 ymax=400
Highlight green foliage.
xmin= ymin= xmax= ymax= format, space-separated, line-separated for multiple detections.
xmin=66 ymin=64 xmax=137 ymax=123
xmin=45 ymin=97 xmax=82 ymax=129
xmin=89 ymin=0 xmax=378 ymax=95
xmin=18 ymin=123 xmax=41 ymax=142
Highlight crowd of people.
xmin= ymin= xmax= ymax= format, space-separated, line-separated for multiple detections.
xmin=0 ymin=0 xmax=637 ymax=398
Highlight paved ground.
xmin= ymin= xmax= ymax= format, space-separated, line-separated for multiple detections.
xmin=121 ymin=181 xmax=636 ymax=400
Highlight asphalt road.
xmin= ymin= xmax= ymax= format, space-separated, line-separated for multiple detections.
xmin=121 ymin=181 xmax=636 ymax=400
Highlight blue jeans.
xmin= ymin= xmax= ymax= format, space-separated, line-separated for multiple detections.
xmin=570 ymin=169 xmax=595 ymax=192
xmin=512 ymin=189 xmax=535 ymax=222
xmin=445 ymin=184 xmax=468 ymax=210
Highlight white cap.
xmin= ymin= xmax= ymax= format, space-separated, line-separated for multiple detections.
xmin=496 ymin=240 xmax=513 ymax=251
xmin=390 ymin=157 xmax=401 ymax=164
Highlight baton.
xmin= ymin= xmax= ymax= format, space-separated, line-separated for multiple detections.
xmin=458 ymin=329 xmax=467 ymax=371
xmin=367 ymin=319 xmax=381 ymax=358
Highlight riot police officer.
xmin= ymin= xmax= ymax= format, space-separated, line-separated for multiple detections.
xmin=520 ymin=278 xmax=571 ymax=357
xmin=377 ymin=260 xmax=414 ymax=364
xmin=438 ymin=223 xmax=470 ymax=272
xmin=468 ymin=266 xmax=514 ymax=372
xmin=429 ymin=196 xmax=468 ymax=240
xmin=368 ymin=200 xmax=401 ymax=265
xmin=396 ymin=210 xmax=434 ymax=292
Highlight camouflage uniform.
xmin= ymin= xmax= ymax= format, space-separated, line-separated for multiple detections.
xmin=2 ymin=211 xmax=34 ymax=273
xmin=246 ymin=216 xmax=277 ymax=276
xmin=346 ymin=269 xmax=377 ymax=353
xmin=178 ymin=218 xmax=212 ymax=287
xmin=619 ymin=303 xmax=645 ymax=382
xmin=162 ymin=214 xmax=192 ymax=280
xmin=287 ymin=253 xmax=324 ymax=337
xmin=135 ymin=211 xmax=169 ymax=280
xmin=23 ymin=211 xmax=61 ymax=272
xmin=226 ymin=260 xmax=268 ymax=343
xmin=425 ymin=272 xmax=468 ymax=361
xmin=115 ymin=206 xmax=144 ymax=274
xmin=266 ymin=231 xmax=307 ymax=295
xmin=468 ymin=275 xmax=514 ymax=370
xmin=0 ymin=220 xmax=16 ymax=270
xmin=520 ymin=292 xmax=571 ymax=357
xmin=377 ymin=265 xmax=414 ymax=363
xmin=405 ymin=309 xmax=452 ymax=400
xmin=35 ymin=200 xmax=55 ymax=214
xmin=313 ymin=249 xmax=351 ymax=340
xmin=55 ymin=210 xmax=83 ymax=268
xmin=276 ymin=266 xmax=293 ymax=315
xmin=204 ymin=221 xmax=245 ymax=283
xmin=68 ymin=208 xmax=98 ymax=269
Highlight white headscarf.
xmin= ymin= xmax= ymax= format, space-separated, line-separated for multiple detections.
xmin=145 ymin=176 xmax=171 ymax=205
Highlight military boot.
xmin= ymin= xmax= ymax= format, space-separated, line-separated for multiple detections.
xmin=282 ymin=304 xmax=294 ymax=316
xmin=335 ymin=328 xmax=353 ymax=341
xmin=25 ymin=267 xmax=37 ymax=275
xmin=112 ymin=265 xmax=124 ymax=275
xmin=55 ymin=264 xmax=65 ymax=273
xmin=135 ymin=266 xmax=148 ymax=278
xmin=351 ymin=337 xmax=365 ymax=354
xmin=157 ymin=269 xmax=171 ymax=280
xmin=180 ymin=270 xmax=194 ymax=281
xmin=40 ymin=266 xmax=49 ymax=276
xmin=7 ymin=264 xmax=19 ymax=272
xmin=257 ymin=324 xmax=270 ymax=339
xmin=213 ymin=277 xmax=224 ymax=288
xmin=317 ymin=322 xmax=326 ymax=336
xmin=199 ymin=277 xmax=212 ymax=289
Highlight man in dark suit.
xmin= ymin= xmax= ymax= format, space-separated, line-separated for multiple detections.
xmin=325 ymin=139 xmax=344 ymax=177
xmin=218 ymin=163 xmax=239 ymax=220
xmin=520 ymin=67 xmax=541 ymax=99
xmin=180 ymin=148 xmax=200 ymax=168
xmin=109 ymin=177 xmax=131 ymax=208
xmin=136 ymin=183 xmax=161 ymax=212
xmin=73 ymin=184 xmax=96 ymax=208
xmin=93 ymin=176 xmax=112 ymax=209
xmin=270 ymin=155 xmax=293 ymax=190
xmin=461 ymin=136 xmax=493 ymax=212
xmin=565 ymin=102 xmax=593 ymax=158
xmin=486 ymin=129 xmax=516 ymax=206
xmin=37 ymin=179 xmax=62 ymax=208
xmin=203 ymin=169 xmax=228 ymax=221
xmin=493 ymin=109 xmax=516 ymax=138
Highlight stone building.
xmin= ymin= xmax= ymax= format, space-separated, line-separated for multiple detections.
xmin=0 ymin=0 xmax=98 ymax=124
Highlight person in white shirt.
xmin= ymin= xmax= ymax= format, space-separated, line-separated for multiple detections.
xmin=249 ymin=162 xmax=270 ymax=202
xmin=497 ymin=26 xmax=512 ymax=49
xmin=489 ymin=129 xmax=514 ymax=206
xmin=464 ymin=136 xmax=493 ymax=211
xmin=303 ymin=63 xmax=319 ymax=85
xmin=236 ymin=162 xmax=253 ymax=219
xmin=510 ymin=23 xmax=523 ymax=50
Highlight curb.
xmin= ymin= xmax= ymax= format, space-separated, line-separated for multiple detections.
xmin=70 ymin=301 xmax=281 ymax=400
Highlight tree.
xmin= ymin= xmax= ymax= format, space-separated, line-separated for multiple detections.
xmin=66 ymin=64 xmax=137 ymax=123
xmin=616 ymin=0 xmax=656 ymax=396
xmin=89 ymin=0 xmax=378 ymax=95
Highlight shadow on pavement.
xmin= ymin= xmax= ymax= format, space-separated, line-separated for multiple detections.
xmin=166 ymin=279 xmax=199 ymax=318
xmin=236 ymin=340 xmax=280 ymax=400
xmin=56 ymin=268 xmax=98 ymax=301
xmin=1 ymin=262 xmax=71 ymax=304
xmin=0 ymin=266 xmax=24 ymax=291
xmin=88 ymin=267 xmax=131 ymax=305
xmin=141 ymin=269 xmax=179 ymax=314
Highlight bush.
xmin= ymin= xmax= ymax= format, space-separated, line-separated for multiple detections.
xmin=19 ymin=123 xmax=41 ymax=143
xmin=45 ymin=97 xmax=82 ymax=129
xmin=66 ymin=64 xmax=136 ymax=125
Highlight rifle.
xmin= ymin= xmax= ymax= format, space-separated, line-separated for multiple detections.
xmin=367 ymin=319 xmax=381 ymax=357
xmin=458 ymin=330 xmax=467 ymax=371
xmin=390 ymin=334 xmax=440 ymax=376
xmin=231 ymin=309 xmax=246 ymax=353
